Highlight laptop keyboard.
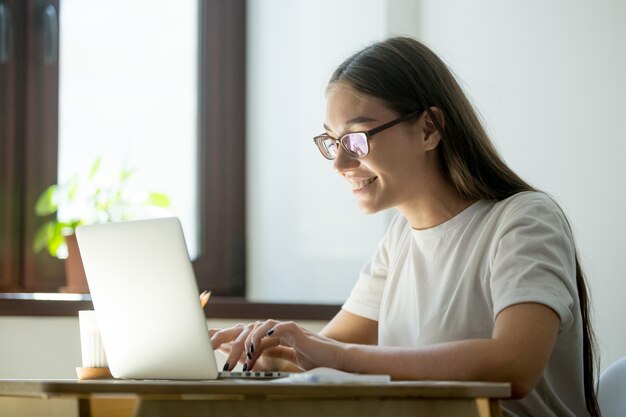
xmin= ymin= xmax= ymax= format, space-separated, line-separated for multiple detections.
xmin=218 ymin=371 xmax=290 ymax=380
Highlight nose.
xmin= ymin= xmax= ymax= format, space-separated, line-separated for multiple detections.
xmin=333 ymin=145 xmax=359 ymax=174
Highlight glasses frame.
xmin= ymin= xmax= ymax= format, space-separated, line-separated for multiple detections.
xmin=313 ymin=110 xmax=423 ymax=160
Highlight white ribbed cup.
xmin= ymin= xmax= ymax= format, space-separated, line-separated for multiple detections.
xmin=78 ymin=310 xmax=108 ymax=368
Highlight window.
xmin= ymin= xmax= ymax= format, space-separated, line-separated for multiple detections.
xmin=0 ymin=0 xmax=246 ymax=296
xmin=58 ymin=0 xmax=200 ymax=258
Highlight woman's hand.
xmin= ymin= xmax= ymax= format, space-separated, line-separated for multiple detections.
xmin=210 ymin=322 xmax=301 ymax=371
xmin=210 ymin=320 xmax=347 ymax=372
xmin=243 ymin=320 xmax=347 ymax=371
xmin=209 ymin=324 xmax=246 ymax=370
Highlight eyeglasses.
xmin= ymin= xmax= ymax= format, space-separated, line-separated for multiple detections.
xmin=313 ymin=110 xmax=423 ymax=160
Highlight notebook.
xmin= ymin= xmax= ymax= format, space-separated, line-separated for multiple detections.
xmin=75 ymin=217 xmax=288 ymax=380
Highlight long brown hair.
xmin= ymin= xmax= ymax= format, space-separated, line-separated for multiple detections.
xmin=330 ymin=36 xmax=600 ymax=416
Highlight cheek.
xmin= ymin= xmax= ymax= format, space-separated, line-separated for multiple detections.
xmin=372 ymin=148 xmax=420 ymax=176
xmin=372 ymin=133 xmax=420 ymax=160
xmin=364 ymin=145 xmax=400 ymax=169
xmin=361 ymin=133 xmax=424 ymax=176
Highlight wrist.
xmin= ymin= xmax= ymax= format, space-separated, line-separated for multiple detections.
xmin=338 ymin=342 xmax=361 ymax=372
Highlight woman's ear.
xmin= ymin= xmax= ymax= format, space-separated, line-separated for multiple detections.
xmin=422 ymin=107 xmax=445 ymax=151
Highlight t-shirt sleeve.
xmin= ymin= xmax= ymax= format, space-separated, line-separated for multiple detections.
xmin=489 ymin=194 xmax=577 ymax=333
xmin=342 ymin=214 xmax=403 ymax=321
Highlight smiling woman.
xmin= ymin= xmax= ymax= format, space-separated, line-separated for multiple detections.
xmin=212 ymin=36 xmax=601 ymax=417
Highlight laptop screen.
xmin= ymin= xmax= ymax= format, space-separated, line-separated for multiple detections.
xmin=76 ymin=217 xmax=219 ymax=380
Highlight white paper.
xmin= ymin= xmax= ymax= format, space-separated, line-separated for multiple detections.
xmin=284 ymin=367 xmax=390 ymax=384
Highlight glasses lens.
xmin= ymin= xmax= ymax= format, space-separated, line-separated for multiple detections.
xmin=315 ymin=136 xmax=338 ymax=159
xmin=342 ymin=133 xmax=368 ymax=157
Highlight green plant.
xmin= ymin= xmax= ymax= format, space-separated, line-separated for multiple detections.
xmin=34 ymin=158 xmax=170 ymax=258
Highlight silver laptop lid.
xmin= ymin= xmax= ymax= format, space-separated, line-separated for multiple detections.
xmin=76 ymin=217 xmax=218 ymax=380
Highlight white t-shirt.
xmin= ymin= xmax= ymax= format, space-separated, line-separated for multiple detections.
xmin=343 ymin=191 xmax=587 ymax=417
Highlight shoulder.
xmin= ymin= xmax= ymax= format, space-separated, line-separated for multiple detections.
xmin=487 ymin=191 xmax=574 ymax=248
xmin=495 ymin=191 xmax=561 ymax=213
xmin=492 ymin=191 xmax=569 ymax=227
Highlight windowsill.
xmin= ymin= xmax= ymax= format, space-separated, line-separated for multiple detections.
xmin=0 ymin=293 xmax=341 ymax=321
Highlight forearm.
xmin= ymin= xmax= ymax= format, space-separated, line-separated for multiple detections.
xmin=339 ymin=303 xmax=560 ymax=399
xmin=320 ymin=309 xmax=378 ymax=345
xmin=341 ymin=339 xmax=535 ymax=398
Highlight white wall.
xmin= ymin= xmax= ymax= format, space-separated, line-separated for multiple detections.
xmin=0 ymin=317 xmax=81 ymax=378
xmin=414 ymin=0 xmax=626 ymax=371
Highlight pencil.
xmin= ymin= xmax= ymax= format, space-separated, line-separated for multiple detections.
xmin=199 ymin=290 xmax=212 ymax=308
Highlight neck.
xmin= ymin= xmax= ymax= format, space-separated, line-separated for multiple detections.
xmin=398 ymin=180 xmax=475 ymax=231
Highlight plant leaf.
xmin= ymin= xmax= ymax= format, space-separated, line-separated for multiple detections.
xmin=34 ymin=185 xmax=58 ymax=216
xmin=88 ymin=157 xmax=101 ymax=180
xmin=148 ymin=192 xmax=170 ymax=207
xmin=33 ymin=220 xmax=75 ymax=258
xmin=120 ymin=167 xmax=135 ymax=182
xmin=67 ymin=174 xmax=79 ymax=201
xmin=33 ymin=221 xmax=55 ymax=253
xmin=47 ymin=222 xmax=69 ymax=258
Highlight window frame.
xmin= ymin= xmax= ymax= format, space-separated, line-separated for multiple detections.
xmin=194 ymin=0 xmax=246 ymax=296
xmin=1 ymin=0 xmax=65 ymax=292
xmin=0 ymin=0 xmax=21 ymax=291
xmin=0 ymin=0 xmax=247 ymax=296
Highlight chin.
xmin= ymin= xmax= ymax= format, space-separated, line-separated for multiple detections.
xmin=357 ymin=203 xmax=383 ymax=215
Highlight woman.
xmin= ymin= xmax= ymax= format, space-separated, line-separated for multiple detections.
xmin=211 ymin=37 xmax=599 ymax=417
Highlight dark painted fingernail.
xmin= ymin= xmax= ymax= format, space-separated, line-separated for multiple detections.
xmin=222 ymin=363 xmax=229 ymax=371
xmin=250 ymin=343 xmax=254 ymax=353
xmin=247 ymin=352 xmax=252 ymax=360
xmin=242 ymin=363 xmax=248 ymax=371
xmin=267 ymin=329 xmax=274 ymax=336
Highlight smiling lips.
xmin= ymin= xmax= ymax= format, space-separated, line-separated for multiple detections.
xmin=352 ymin=177 xmax=377 ymax=191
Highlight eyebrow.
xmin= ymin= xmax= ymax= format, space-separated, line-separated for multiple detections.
xmin=323 ymin=116 xmax=378 ymax=134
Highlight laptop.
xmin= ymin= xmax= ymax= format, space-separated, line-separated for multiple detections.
xmin=76 ymin=217 xmax=288 ymax=380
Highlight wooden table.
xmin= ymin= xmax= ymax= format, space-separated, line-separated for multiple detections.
xmin=0 ymin=379 xmax=511 ymax=417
